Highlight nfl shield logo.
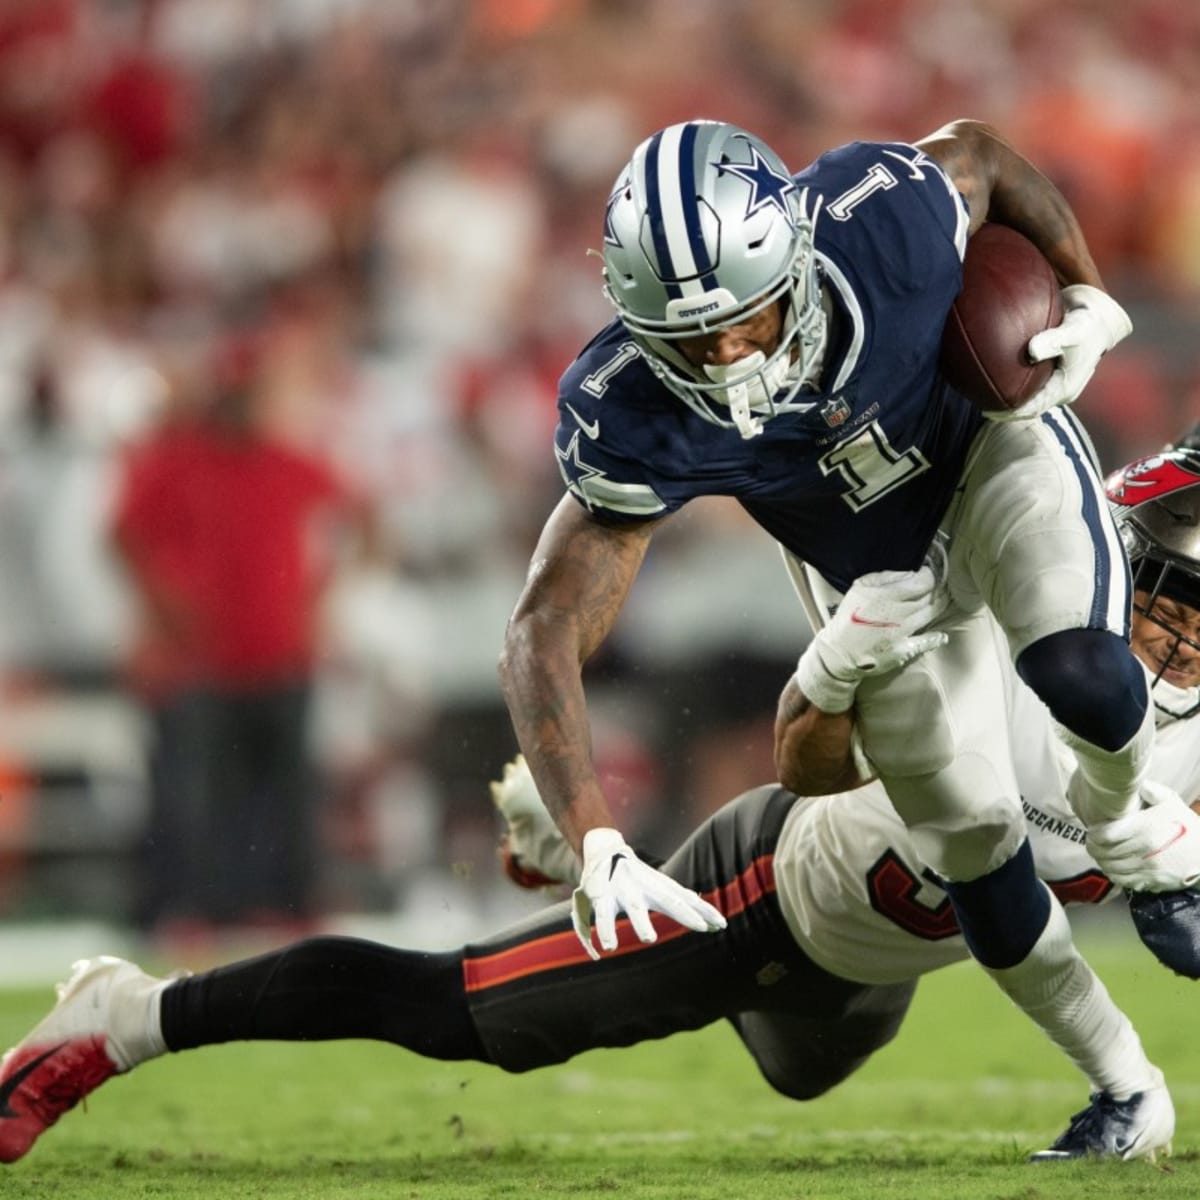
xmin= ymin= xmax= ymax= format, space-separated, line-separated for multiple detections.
xmin=821 ymin=394 xmax=851 ymax=428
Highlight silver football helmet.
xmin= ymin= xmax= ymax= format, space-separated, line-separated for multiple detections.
xmin=601 ymin=120 xmax=826 ymax=439
xmin=1108 ymin=450 xmax=1200 ymax=718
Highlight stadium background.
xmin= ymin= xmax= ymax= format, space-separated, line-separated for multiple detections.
xmin=0 ymin=0 xmax=1196 ymax=970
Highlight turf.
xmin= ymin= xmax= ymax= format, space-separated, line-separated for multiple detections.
xmin=0 ymin=918 xmax=1196 ymax=1198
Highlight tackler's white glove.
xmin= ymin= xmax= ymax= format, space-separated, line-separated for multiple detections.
xmin=1086 ymin=781 xmax=1200 ymax=893
xmin=571 ymin=828 xmax=726 ymax=960
xmin=793 ymin=566 xmax=949 ymax=714
xmin=986 ymin=284 xmax=1132 ymax=423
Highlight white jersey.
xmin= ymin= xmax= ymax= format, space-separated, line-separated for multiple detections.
xmin=773 ymin=657 xmax=1200 ymax=987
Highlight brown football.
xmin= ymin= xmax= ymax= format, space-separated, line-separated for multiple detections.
xmin=939 ymin=223 xmax=1064 ymax=413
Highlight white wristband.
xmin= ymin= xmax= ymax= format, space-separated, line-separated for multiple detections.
xmin=793 ymin=643 xmax=856 ymax=714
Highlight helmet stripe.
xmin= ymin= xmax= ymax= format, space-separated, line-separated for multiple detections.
xmin=677 ymin=123 xmax=719 ymax=291
xmin=644 ymin=124 xmax=718 ymax=298
xmin=643 ymin=130 xmax=683 ymax=300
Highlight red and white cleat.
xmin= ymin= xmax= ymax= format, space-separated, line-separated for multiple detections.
xmin=0 ymin=956 xmax=170 ymax=1163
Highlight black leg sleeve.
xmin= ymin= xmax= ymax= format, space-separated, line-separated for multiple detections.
xmin=160 ymin=935 xmax=489 ymax=1062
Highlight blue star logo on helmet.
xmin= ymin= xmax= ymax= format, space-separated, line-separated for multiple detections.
xmin=715 ymin=146 xmax=797 ymax=219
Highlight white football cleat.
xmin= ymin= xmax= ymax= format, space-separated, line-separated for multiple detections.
xmin=490 ymin=755 xmax=580 ymax=889
xmin=0 ymin=956 xmax=173 ymax=1163
xmin=1030 ymin=1074 xmax=1175 ymax=1162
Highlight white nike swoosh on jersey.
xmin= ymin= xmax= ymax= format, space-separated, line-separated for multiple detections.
xmin=565 ymin=403 xmax=600 ymax=439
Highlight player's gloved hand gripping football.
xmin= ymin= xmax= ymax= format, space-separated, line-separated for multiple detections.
xmin=1086 ymin=780 xmax=1200 ymax=893
xmin=571 ymin=829 xmax=726 ymax=960
xmin=793 ymin=564 xmax=950 ymax=714
xmin=988 ymin=284 xmax=1132 ymax=423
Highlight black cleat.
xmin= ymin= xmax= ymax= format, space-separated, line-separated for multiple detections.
xmin=1030 ymin=1083 xmax=1173 ymax=1162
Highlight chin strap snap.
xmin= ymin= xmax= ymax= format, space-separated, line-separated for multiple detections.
xmin=727 ymin=383 xmax=764 ymax=439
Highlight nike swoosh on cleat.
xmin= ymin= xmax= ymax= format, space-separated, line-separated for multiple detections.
xmin=849 ymin=610 xmax=899 ymax=628
xmin=0 ymin=1044 xmax=66 ymax=1117
xmin=1144 ymin=824 xmax=1188 ymax=859
xmin=565 ymin=403 xmax=600 ymax=440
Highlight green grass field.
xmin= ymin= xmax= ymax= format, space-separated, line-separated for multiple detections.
xmin=0 ymin=919 xmax=1196 ymax=1199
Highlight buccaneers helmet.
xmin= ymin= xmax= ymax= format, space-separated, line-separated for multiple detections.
xmin=1107 ymin=450 xmax=1200 ymax=718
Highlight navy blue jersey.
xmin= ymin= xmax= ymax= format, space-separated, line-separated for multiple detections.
xmin=553 ymin=141 xmax=986 ymax=592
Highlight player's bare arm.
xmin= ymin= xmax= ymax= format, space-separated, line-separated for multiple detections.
xmin=915 ymin=118 xmax=1104 ymax=288
xmin=498 ymin=495 xmax=656 ymax=853
xmin=774 ymin=675 xmax=867 ymax=795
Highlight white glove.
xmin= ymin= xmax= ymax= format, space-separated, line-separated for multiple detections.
xmin=570 ymin=828 xmax=726 ymax=960
xmin=491 ymin=755 xmax=582 ymax=889
xmin=1086 ymin=781 xmax=1200 ymax=892
xmin=985 ymin=284 xmax=1132 ymax=423
xmin=793 ymin=566 xmax=949 ymax=714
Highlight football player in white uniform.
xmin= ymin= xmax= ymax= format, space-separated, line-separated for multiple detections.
xmin=1 ymin=452 xmax=1197 ymax=1166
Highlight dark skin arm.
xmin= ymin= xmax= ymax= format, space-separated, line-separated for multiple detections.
xmin=774 ymin=674 xmax=872 ymax=796
xmin=498 ymin=495 xmax=657 ymax=854
xmin=915 ymin=119 xmax=1105 ymax=289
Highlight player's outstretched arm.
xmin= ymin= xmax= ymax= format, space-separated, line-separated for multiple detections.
xmin=498 ymin=496 xmax=725 ymax=955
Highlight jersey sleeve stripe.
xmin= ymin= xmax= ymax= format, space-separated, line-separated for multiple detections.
xmin=929 ymin=159 xmax=970 ymax=260
xmin=889 ymin=144 xmax=969 ymax=260
xmin=580 ymin=477 xmax=667 ymax=516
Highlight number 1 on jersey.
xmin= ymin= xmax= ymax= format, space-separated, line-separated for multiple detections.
xmin=819 ymin=422 xmax=931 ymax=511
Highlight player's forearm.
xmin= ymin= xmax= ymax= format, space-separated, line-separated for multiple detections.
xmin=918 ymin=118 xmax=1104 ymax=289
xmin=501 ymin=497 xmax=657 ymax=850
xmin=774 ymin=676 xmax=866 ymax=795
xmin=498 ymin=619 xmax=614 ymax=853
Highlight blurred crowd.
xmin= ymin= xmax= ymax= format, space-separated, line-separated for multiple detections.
xmin=0 ymin=0 xmax=1195 ymax=930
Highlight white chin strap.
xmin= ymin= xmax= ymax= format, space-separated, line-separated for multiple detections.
xmin=703 ymin=350 xmax=793 ymax=439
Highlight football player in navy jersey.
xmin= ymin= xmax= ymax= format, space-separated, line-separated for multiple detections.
xmin=497 ymin=120 xmax=1193 ymax=1120
xmin=3 ymin=452 xmax=1200 ymax=1165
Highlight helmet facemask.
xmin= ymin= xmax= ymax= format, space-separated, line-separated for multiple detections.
xmin=1109 ymin=451 xmax=1200 ymax=722
xmin=1128 ymin=552 xmax=1200 ymax=721
xmin=601 ymin=121 xmax=828 ymax=439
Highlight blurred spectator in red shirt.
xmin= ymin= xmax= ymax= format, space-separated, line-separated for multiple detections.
xmin=111 ymin=322 xmax=364 ymax=935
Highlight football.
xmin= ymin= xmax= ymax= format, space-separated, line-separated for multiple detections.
xmin=939 ymin=223 xmax=1064 ymax=414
